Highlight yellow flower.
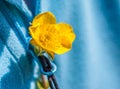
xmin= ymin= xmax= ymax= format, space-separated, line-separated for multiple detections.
xmin=29 ymin=12 xmax=76 ymax=58
xmin=36 ymin=79 xmax=49 ymax=89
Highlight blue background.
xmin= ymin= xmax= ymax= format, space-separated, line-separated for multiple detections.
xmin=41 ymin=0 xmax=120 ymax=89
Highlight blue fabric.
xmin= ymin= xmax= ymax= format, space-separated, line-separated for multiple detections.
xmin=0 ymin=0 xmax=41 ymax=89
xmin=41 ymin=0 xmax=120 ymax=89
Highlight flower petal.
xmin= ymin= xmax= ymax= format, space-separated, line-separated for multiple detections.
xmin=31 ymin=12 xmax=56 ymax=26
xmin=29 ymin=23 xmax=75 ymax=54
xmin=30 ymin=39 xmax=38 ymax=46
xmin=53 ymin=23 xmax=76 ymax=54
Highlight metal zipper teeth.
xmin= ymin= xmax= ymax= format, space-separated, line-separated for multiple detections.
xmin=1 ymin=2 xmax=28 ymax=51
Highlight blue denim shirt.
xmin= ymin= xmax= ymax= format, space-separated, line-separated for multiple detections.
xmin=0 ymin=0 xmax=41 ymax=89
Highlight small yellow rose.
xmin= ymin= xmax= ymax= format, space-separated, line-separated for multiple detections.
xmin=29 ymin=12 xmax=76 ymax=58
